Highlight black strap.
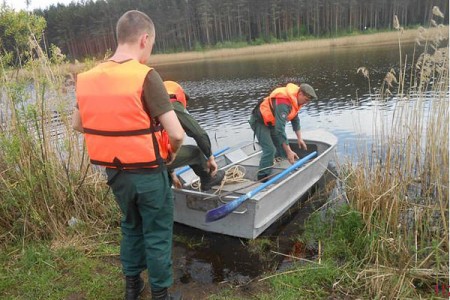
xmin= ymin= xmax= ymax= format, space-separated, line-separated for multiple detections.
xmin=83 ymin=125 xmax=162 ymax=136
xmin=269 ymin=97 xmax=277 ymax=116
xmin=91 ymin=158 xmax=163 ymax=169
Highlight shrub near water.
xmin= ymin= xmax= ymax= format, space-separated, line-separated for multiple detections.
xmin=0 ymin=32 xmax=117 ymax=246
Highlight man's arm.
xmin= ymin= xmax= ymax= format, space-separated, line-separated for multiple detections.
xmin=273 ymin=104 xmax=290 ymax=146
xmin=173 ymin=102 xmax=212 ymax=158
xmin=142 ymin=70 xmax=185 ymax=163
xmin=274 ymin=104 xmax=298 ymax=163
xmin=173 ymin=102 xmax=218 ymax=175
xmin=294 ymin=128 xmax=307 ymax=150
xmin=291 ymin=115 xmax=307 ymax=150
xmin=71 ymin=107 xmax=84 ymax=133
xmin=158 ymin=110 xmax=184 ymax=158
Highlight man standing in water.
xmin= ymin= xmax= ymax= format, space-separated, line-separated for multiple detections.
xmin=72 ymin=10 xmax=184 ymax=300
xmin=249 ymin=83 xmax=317 ymax=181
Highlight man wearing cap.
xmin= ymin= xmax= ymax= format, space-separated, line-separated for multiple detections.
xmin=249 ymin=83 xmax=317 ymax=181
xmin=163 ymin=80 xmax=225 ymax=191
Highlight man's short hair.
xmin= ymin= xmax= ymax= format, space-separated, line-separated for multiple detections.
xmin=116 ymin=10 xmax=155 ymax=44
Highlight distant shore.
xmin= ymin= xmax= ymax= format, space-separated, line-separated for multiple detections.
xmin=150 ymin=26 xmax=448 ymax=66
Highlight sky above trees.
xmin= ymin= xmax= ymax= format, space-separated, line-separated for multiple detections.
xmin=3 ymin=0 xmax=79 ymax=11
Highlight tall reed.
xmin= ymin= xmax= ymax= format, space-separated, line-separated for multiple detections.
xmin=345 ymin=6 xmax=448 ymax=298
xmin=0 ymin=33 xmax=117 ymax=247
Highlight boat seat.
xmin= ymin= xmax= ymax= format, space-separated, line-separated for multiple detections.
xmin=224 ymin=149 xmax=248 ymax=163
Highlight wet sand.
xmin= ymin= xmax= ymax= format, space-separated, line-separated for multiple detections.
xmin=150 ymin=26 xmax=448 ymax=66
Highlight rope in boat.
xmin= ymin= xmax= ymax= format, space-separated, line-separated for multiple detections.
xmin=188 ymin=160 xmax=279 ymax=199
xmin=189 ymin=165 xmax=250 ymax=192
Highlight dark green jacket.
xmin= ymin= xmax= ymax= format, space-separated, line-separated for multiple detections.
xmin=172 ymin=101 xmax=212 ymax=158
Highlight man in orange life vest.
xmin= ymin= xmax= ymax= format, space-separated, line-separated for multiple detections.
xmin=72 ymin=10 xmax=184 ymax=300
xmin=163 ymin=81 xmax=225 ymax=191
xmin=249 ymin=83 xmax=317 ymax=181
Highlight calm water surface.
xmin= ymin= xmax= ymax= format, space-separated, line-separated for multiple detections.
xmin=156 ymin=43 xmax=418 ymax=160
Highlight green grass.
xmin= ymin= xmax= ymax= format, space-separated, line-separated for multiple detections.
xmin=0 ymin=235 xmax=122 ymax=300
xmin=268 ymin=261 xmax=341 ymax=299
xmin=300 ymin=205 xmax=369 ymax=263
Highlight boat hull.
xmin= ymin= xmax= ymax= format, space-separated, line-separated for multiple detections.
xmin=173 ymin=129 xmax=337 ymax=239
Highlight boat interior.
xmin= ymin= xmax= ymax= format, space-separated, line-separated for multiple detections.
xmin=176 ymin=140 xmax=327 ymax=196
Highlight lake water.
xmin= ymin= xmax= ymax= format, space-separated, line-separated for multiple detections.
xmin=156 ymin=43 xmax=419 ymax=161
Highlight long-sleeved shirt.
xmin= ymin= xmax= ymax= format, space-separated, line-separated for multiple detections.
xmin=172 ymin=101 xmax=212 ymax=158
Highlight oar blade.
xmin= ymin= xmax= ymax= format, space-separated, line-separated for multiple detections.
xmin=205 ymin=195 xmax=247 ymax=222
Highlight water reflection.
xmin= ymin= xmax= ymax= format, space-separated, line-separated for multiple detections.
xmin=157 ymin=43 xmax=418 ymax=159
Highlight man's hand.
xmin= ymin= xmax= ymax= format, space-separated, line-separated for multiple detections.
xmin=207 ymin=156 xmax=218 ymax=176
xmin=169 ymin=171 xmax=182 ymax=189
xmin=283 ymin=142 xmax=299 ymax=164
xmin=298 ymin=138 xmax=307 ymax=151
xmin=165 ymin=151 xmax=177 ymax=166
xmin=286 ymin=150 xmax=299 ymax=164
xmin=71 ymin=107 xmax=84 ymax=133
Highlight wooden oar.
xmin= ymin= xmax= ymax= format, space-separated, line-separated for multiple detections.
xmin=175 ymin=146 xmax=231 ymax=176
xmin=205 ymin=151 xmax=317 ymax=222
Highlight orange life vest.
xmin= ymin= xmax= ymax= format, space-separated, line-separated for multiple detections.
xmin=76 ymin=60 xmax=170 ymax=169
xmin=164 ymin=80 xmax=187 ymax=108
xmin=259 ymin=83 xmax=302 ymax=126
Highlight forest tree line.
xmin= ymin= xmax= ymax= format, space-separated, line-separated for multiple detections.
xmin=3 ymin=0 xmax=450 ymax=62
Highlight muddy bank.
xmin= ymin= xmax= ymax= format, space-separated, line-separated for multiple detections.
xmin=150 ymin=26 xmax=448 ymax=66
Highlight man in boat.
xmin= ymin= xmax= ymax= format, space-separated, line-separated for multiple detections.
xmin=249 ymin=83 xmax=317 ymax=181
xmin=72 ymin=10 xmax=185 ymax=300
xmin=163 ymin=81 xmax=225 ymax=191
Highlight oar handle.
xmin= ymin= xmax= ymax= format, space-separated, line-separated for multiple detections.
xmin=205 ymin=151 xmax=317 ymax=222
xmin=175 ymin=146 xmax=231 ymax=176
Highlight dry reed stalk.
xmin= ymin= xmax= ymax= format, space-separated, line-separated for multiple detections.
xmin=347 ymin=8 xmax=448 ymax=298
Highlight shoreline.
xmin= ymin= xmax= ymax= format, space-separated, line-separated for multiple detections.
xmin=149 ymin=26 xmax=449 ymax=66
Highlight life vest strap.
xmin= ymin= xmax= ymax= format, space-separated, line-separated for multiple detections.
xmin=83 ymin=125 xmax=162 ymax=136
xmin=90 ymin=157 xmax=165 ymax=169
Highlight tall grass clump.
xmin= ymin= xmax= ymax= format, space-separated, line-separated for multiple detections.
xmin=0 ymin=28 xmax=117 ymax=247
xmin=341 ymin=6 xmax=448 ymax=298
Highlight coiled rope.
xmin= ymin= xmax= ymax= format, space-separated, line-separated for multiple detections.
xmin=190 ymin=165 xmax=249 ymax=193
xmin=189 ymin=160 xmax=279 ymax=196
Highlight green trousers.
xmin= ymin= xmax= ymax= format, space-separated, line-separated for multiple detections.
xmin=249 ymin=114 xmax=283 ymax=178
xmin=168 ymin=144 xmax=210 ymax=179
xmin=106 ymin=168 xmax=173 ymax=290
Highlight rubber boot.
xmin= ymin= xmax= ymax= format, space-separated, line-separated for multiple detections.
xmin=151 ymin=287 xmax=183 ymax=300
xmin=257 ymin=173 xmax=269 ymax=183
xmin=124 ymin=275 xmax=145 ymax=300
xmin=200 ymin=169 xmax=225 ymax=191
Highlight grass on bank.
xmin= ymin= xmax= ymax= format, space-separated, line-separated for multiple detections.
xmin=0 ymin=233 xmax=122 ymax=300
